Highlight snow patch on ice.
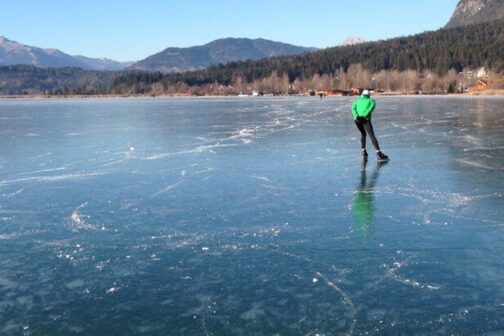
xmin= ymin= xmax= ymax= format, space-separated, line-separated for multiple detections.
xmin=384 ymin=259 xmax=440 ymax=291
xmin=252 ymin=175 xmax=273 ymax=184
xmin=0 ymin=171 xmax=106 ymax=186
xmin=457 ymin=159 xmax=502 ymax=171
xmin=69 ymin=202 xmax=104 ymax=231
xmin=151 ymin=180 xmax=185 ymax=197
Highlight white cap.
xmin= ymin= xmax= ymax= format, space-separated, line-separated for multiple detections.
xmin=362 ymin=89 xmax=370 ymax=96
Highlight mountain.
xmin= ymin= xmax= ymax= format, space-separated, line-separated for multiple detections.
xmin=0 ymin=36 xmax=83 ymax=68
xmin=128 ymin=38 xmax=316 ymax=72
xmin=340 ymin=37 xmax=367 ymax=46
xmin=73 ymin=55 xmax=133 ymax=71
xmin=445 ymin=0 xmax=504 ymax=28
xmin=0 ymin=36 xmax=130 ymax=70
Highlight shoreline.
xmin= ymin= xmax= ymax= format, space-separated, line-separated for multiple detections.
xmin=1 ymin=91 xmax=504 ymax=100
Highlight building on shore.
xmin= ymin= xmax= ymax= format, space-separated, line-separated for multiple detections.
xmin=315 ymin=89 xmax=350 ymax=96
xmin=468 ymin=79 xmax=489 ymax=93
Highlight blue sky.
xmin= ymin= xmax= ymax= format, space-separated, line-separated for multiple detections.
xmin=0 ymin=0 xmax=459 ymax=62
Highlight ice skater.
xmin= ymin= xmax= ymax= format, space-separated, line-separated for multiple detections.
xmin=351 ymin=89 xmax=389 ymax=161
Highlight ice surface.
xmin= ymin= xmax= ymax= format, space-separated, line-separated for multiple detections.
xmin=1 ymin=97 xmax=504 ymax=334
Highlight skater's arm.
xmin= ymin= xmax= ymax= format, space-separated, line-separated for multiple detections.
xmin=351 ymin=101 xmax=359 ymax=120
xmin=361 ymin=99 xmax=376 ymax=119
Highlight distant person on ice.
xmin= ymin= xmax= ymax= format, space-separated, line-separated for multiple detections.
xmin=351 ymin=89 xmax=389 ymax=161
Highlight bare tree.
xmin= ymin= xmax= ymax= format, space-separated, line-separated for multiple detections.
xmin=387 ymin=70 xmax=402 ymax=92
xmin=281 ymin=73 xmax=290 ymax=95
xmin=291 ymin=78 xmax=306 ymax=94
xmin=311 ymin=73 xmax=322 ymax=91
xmin=373 ymin=70 xmax=391 ymax=92
xmin=337 ymin=68 xmax=350 ymax=90
xmin=151 ymin=82 xmax=165 ymax=95
xmin=488 ymin=73 xmax=504 ymax=89
xmin=320 ymin=73 xmax=332 ymax=90
xmin=347 ymin=64 xmax=372 ymax=89
xmin=442 ymin=69 xmax=460 ymax=93
xmin=421 ymin=70 xmax=442 ymax=93
xmin=400 ymin=70 xmax=419 ymax=93
xmin=232 ymin=74 xmax=245 ymax=94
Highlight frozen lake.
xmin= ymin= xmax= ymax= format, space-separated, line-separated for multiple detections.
xmin=1 ymin=96 xmax=504 ymax=335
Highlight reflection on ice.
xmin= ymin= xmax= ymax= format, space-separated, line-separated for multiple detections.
xmin=351 ymin=159 xmax=387 ymax=238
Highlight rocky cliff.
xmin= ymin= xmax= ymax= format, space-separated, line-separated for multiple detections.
xmin=445 ymin=0 xmax=504 ymax=28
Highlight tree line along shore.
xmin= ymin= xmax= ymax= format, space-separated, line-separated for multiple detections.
xmin=1 ymin=64 xmax=502 ymax=98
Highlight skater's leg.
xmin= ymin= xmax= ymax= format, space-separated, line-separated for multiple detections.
xmin=363 ymin=121 xmax=380 ymax=151
xmin=363 ymin=120 xmax=389 ymax=160
xmin=355 ymin=119 xmax=367 ymax=150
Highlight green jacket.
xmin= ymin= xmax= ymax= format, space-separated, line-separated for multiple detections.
xmin=351 ymin=95 xmax=376 ymax=120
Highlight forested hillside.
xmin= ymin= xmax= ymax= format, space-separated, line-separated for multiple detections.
xmin=0 ymin=65 xmax=115 ymax=95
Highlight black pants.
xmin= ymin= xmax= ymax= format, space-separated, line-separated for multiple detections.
xmin=355 ymin=117 xmax=380 ymax=151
